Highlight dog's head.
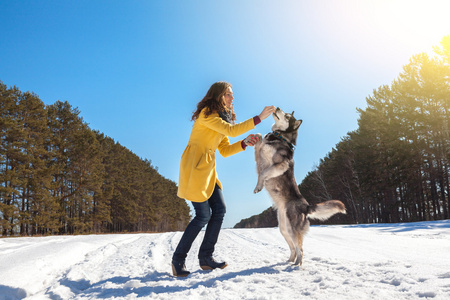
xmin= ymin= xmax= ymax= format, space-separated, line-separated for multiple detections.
xmin=272 ymin=107 xmax=302 ymax=133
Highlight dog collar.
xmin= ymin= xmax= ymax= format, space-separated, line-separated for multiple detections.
xmin=272 ymin=131 xmax=295 ymax=150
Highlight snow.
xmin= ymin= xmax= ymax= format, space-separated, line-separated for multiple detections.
xmin=1 ymin=220 xmax=449 ymax=300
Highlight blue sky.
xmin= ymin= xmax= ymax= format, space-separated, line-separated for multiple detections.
xmin=1 ymin=0 xmax=449 ymax=228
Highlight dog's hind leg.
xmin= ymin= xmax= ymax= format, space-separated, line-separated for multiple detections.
xmin=285 ymin=228 xmax=303 ymax=266
xmin=286 ymin=210 xmax=306 ymax=266
xmin=277 ymin=207 xmax=296 ymax=263
xmin=293 ymin=232 xmax=304 ymax=265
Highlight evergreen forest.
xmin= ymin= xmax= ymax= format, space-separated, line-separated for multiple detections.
xmin=3 ymin=37 xmax=450 ymax=235
xmin=0 ymin=86 xmax=190 ymax=236
xmin=236 ymin=37 xmax=450 ymax=228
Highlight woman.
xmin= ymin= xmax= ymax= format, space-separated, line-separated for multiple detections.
xmin=172 ymin=81 xmax=276 ymax=277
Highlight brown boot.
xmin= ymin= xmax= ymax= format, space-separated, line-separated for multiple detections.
xmin=199 ymin=257 xmax=227 ymax=270
xmin=172 ymin=261 xmax=190 ymax=277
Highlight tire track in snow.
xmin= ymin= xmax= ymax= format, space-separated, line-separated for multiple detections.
xmin=42 ymin=234 xmax=152 ymax=298
xmin=218 ymin=228 xmax=290 ymax=266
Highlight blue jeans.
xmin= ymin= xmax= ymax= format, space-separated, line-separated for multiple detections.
xmin=172 ymin=184 xmax=226 ymax=263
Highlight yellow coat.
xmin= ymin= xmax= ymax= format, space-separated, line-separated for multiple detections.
xmin=177 ymin=109 xmax=256 ymax=202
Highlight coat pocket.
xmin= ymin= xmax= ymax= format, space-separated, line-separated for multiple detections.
xmin=195 ymin=150 xmax=214 ymax=170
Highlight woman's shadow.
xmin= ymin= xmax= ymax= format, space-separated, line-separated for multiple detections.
xmin=52 ymin=262 xmax=298 ymax=298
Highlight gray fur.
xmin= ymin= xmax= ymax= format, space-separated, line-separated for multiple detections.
xmin=254 ymin=107 xmax=346 ymax=265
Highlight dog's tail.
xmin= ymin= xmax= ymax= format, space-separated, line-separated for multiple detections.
xmin=307 ymin=200 xmax=346 ymax=221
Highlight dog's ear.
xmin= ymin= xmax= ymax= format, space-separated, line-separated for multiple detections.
xmin=294 ymin=119 xmax=302 ymax=130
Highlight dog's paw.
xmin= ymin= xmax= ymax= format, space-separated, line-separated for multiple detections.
xmin=293 ymin=253 xmax=303 ymax=266
xmin=253 ymin=185 xmax=263 ymax=193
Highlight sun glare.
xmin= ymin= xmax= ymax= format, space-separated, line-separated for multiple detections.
xmin=308 ymin=0 xmax=450 ymax=72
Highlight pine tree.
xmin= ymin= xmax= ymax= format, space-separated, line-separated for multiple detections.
xmin=0 ymin=83 xmax=21 ymax=235
xmin=1 ymin=84 xmax=191 ymax=236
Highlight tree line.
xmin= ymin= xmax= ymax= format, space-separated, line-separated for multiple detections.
xmin=0 ymin=84 xmax=190 ymax=236
xmin=301 ymin=37 xmax=450 ymax=224
xmin=234 ymin=207 xmax=277 ymax=229
xmin=236 ymin=37 xmax=450 ymax=227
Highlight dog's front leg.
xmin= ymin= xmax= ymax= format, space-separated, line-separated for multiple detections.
xmin=254 ymin=133 xmax=263 ymax=146
xmin=253 ymin=133 xmax=265 ymax=193
xmin=253 ymin=160 xmax=290 ymax=193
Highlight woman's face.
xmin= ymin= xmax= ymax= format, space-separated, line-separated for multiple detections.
xmin=223 ymin=87 xmax=234 ymax=109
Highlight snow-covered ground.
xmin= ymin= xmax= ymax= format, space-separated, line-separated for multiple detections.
xmin=1 ymin=220 xmax=449 ymax=300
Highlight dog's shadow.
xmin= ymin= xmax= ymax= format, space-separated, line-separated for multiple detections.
xmin=54 ymin=263 xmax=299 ymax=298
xmin=183 ymin=261 xmax=300 ymax=284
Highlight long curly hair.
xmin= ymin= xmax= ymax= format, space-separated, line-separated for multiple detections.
xmin=191 ymin=81 xmax=236 ymax=123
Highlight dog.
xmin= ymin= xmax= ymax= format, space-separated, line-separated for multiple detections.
xmin=253 ymin=107 xmax=346 ymax=265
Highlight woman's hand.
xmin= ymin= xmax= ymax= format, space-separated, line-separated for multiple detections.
xmin=258 ymin=106 xmax=277 ymax=120
xmin=243 ymin=134 xmax=261 ymax=147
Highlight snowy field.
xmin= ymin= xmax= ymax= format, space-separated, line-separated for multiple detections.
xmin=1 ymin=220 xmax=449 ymax=300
